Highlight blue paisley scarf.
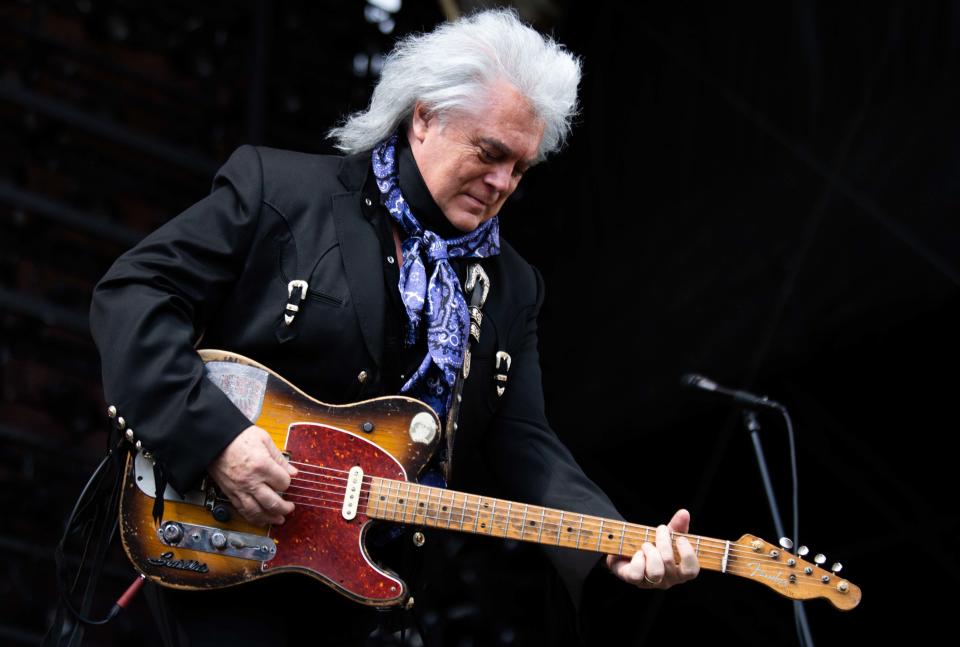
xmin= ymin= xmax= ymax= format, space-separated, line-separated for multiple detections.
xmin=371 ymin=134 xmax=500 ymax=417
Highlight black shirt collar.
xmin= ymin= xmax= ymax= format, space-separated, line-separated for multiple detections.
xmin=397 ymin=135 xmax=462 ymax=240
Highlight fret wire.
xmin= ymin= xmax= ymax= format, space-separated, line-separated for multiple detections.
xmin=618 ymin=521 xmax=626 ymax=555
xmin=403 ymin=481 xmax=417 ymax=523
xmin=389 ymin=480 xmax=398 ymax=522
xmin=419 ymin=483 xmax=428 ymax=524
xmin=394 ymin=481 xmax=403 ymax=524
xmin=597 ymin=519 xmax=604 ymax=551
xmin=537 ymin=507 xmax=545 ymax=543
xmin=458 ymin=492 xmax=468 ymax=530
xmin=489 ymin=499 xmax=497 ymax=535
xmin=519 ymin=505 xmax=529 ymax=540
xmin=413 ymin=483 xmax=424 ymax=525
xmin=556 ymin=511 xmax=564 ymax=546
xmin=696 ymin=536 xmax=702 ymax=558
xmin=444 ymin=489 xmax=454 ymax=528
xmin=473 ymin=495 xmax=482 ymax=534
xmin=504 ymin=501 xmax=513 ymax=538
xmin=424 ymin=483 xmax=432 ymax=526
xmin=576 ymin=514 xmax=584 ymax=549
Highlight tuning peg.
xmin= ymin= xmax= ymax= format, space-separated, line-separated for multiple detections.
xmin=797 ymin=545 xmax=809 ymax=557
xmin=831 ymin=562 xmax=843 ymax=574
xmin=814 ymin=554 xmax=826 ymax=566
xmin=779 ymin=537 xmax=794 ymax=550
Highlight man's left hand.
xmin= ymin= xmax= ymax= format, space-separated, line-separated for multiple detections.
xmin=605 ymin=508 xmax=700 ymax=589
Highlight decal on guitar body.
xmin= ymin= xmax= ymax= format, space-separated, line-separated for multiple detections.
xmin=147 ymin=551 xmax=209 ymax=574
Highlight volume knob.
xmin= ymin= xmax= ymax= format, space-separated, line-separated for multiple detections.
xmin=161 ymin=522 xmax=184 ymax=545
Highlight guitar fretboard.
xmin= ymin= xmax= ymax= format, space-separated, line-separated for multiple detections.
xmin=365 ymin=477 xmax=732 ymax=574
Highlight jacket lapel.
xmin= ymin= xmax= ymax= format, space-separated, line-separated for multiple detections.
xmin=331 ymin=155 xmax=385 ymax=371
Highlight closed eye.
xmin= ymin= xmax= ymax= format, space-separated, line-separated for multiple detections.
xmin=479 ymin=147 xmax=500 ymax=163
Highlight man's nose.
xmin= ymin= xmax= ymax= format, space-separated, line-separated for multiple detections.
xmin=484 ymin=164 xmax=514 ymax=193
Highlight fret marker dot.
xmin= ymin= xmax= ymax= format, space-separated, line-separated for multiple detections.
xmin=567 ymin=527 xmax=573 ymax=532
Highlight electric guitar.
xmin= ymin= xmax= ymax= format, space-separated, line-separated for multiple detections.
xmin=119 ymin=350 xmax=861 ymax=610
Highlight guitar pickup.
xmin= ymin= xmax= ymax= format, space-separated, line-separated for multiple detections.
xmin=341 ymin=466 xmax=364 ymax=520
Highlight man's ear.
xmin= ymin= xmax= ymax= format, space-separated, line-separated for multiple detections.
xmin=410 ymin=102 xmax=432 ymax=143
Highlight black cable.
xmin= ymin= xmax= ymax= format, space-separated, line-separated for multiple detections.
xmin=50 ymin=432 xmax=131 ymax=628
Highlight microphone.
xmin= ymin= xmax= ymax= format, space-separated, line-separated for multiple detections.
xmin=682 ymin=373 xmax=783 ymax=411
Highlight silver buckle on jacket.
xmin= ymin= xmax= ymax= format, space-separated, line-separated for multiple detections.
xmin=465 ymin=264 xmax=489 ymax=343
xmin=495 ymin=351 xmax=511 ymax=397
xmin=285 ymin=280 xmax=309 ymax=326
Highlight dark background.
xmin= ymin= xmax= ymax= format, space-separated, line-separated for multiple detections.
xmin=1 ymin=0 xmax=956 ymax=645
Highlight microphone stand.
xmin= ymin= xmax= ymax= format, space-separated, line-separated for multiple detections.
xmin=742 ymin=409 xmax=815 ymax=647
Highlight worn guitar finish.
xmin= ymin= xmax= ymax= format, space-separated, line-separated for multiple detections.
xmin=120 ymin=349 xmax=438 ymax=605
xmin=120 ymin=350 xmax=862 ymax=611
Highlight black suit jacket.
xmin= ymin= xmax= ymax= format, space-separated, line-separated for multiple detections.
xmin=90 ymin=145 xmax=622 ymax=614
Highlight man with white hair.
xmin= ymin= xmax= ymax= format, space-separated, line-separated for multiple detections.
xmin=91 ymin=9 xmax=698 ymax=645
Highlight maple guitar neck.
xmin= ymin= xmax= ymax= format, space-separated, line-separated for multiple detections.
xmin=364 ymin=477 xmax=861 ymax=611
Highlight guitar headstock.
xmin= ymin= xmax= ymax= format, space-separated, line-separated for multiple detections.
xmin=729 ymin=534 xmax=861 ymax=610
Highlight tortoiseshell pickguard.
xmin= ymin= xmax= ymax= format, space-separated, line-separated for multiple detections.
xmin=265 ymin=423 xmax=408 ymax=605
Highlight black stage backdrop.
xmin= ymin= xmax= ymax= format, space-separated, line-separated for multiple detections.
xmin=1 ymin=1 xmax=956 ymax=645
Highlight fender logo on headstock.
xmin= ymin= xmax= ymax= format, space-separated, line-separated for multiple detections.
xmin=748 ymin=562 xmax=788 ymax=587
xmin=147 ymin=551 xmax=209 ymax=574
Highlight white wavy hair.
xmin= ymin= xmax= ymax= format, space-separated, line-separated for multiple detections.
xmin=328 ymin=8 xmax=581 ymax=160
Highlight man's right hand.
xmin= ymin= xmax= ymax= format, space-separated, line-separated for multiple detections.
xmin=208 ymin=425 xmax=298 ymax=526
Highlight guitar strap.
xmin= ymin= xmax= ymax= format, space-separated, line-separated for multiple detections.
xmin=438 ymin=262 xmax=490 ymax=483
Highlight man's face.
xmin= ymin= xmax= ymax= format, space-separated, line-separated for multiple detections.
xmin=407 ymin=81 xmax=545 ymax=233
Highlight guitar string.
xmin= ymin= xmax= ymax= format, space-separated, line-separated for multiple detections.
xmin=284 ymin=471 xmax=809 ymax=564
xmin=281 ymin=467 xmax=807 ymax=564
xmin=273 ymin=492 xmax=844 ymax=590
xmin=281 ymin=483 xmax=822 ymax=570
xmin=283 ymin=485 xmax=754 ymax=565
